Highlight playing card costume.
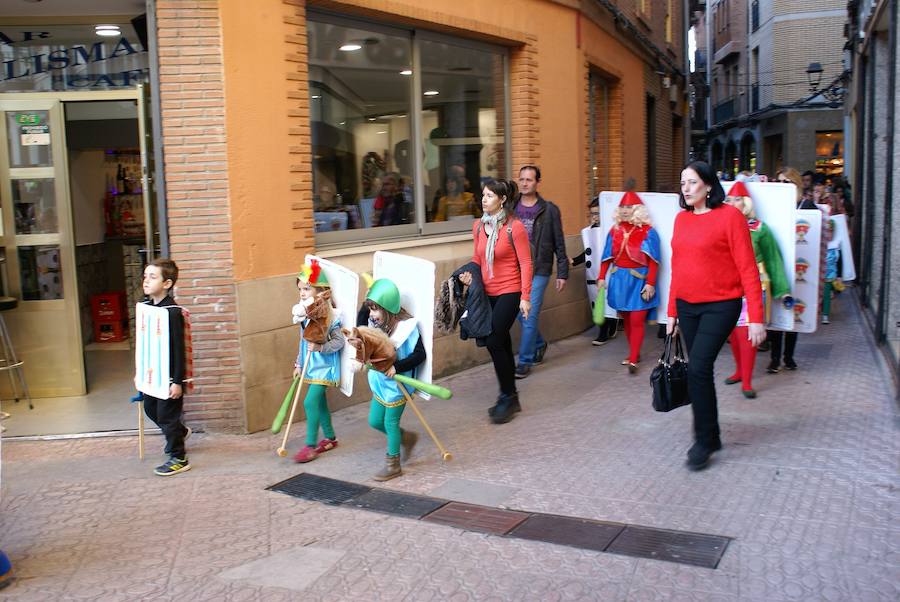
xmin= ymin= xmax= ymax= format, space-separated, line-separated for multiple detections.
xmin=599 ymin=191 xmax=661 ymax=372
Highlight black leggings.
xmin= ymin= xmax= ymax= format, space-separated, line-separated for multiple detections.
xmin=486 ymin=293 xmax=521 ymax=396
xmin=676 ymin=298 xmax=742 ymax=448
xmin=768 ymin=330 xmax=797 ymax=365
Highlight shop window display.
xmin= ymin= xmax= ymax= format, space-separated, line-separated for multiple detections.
xmin=307 ymin=15 xmax=508 ymax=242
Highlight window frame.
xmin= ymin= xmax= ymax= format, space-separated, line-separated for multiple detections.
xmin=307 ymin=11 xmax=511 ymax=248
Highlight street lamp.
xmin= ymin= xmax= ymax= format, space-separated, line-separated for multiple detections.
xmin=806 ymin=62 xmax=824 ymax=94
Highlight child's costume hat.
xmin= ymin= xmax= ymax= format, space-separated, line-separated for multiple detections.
xmin=297 ymin=259 xmax=329 ymax=287
xmin=728 ymin=181 xmax=750 ymax=198
xmin=618 ymin=191 xmax=644 ymax=207
xmin=366 ymin=278 xmax=401 ymax=314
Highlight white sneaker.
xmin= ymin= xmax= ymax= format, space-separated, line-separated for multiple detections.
xmin=821 ymin=315 xmax=830 ymax=325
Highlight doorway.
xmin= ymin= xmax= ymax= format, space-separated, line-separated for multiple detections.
xmin=0 ymin=89 xmax=158 ymax=437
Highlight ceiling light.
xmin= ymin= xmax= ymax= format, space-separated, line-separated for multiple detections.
xmin=367 ymin=117 xmax=376 ymax=121
xmin=377 ymin=131 xmax=387 ymax=134
xmin=95 ymin=24 xmax=121 ymax=37
xmin=424 ymin=90 xmax=439 ymax=96
xmin=400 ymin=70 xmax=412 ymax=76
xmin=339 ymin=44 xmax=362 ymax=52
xmin=311 ymin=95 xmax=321 ymax=99
xmin=339 ymin=121 xmax=346 ymax=125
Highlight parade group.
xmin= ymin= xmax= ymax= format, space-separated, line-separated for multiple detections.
xmin=134 ymin=161 xmax=852 ymax=478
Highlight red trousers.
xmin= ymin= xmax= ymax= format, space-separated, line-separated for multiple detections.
xmin=728 ymin=326 xmax=756 ymax=391
xmin=622 ymin=310 xmax=648 ymax=363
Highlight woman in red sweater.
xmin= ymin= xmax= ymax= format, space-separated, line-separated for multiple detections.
xmin=666 ymin=161 xmax=765 ymax=470
xmin=459 ymin=179 xmax=533 ymax=424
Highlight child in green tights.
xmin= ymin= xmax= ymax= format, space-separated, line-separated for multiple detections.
xmin=357 ymin=278 xmax=425 ymax=481
xmin=291 ymin=261 xmax=345 ymax=463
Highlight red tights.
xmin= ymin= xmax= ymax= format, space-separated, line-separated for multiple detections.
xmin=622 ymin=310 xmax=648 ymax=363
xmin=728 ymin=326 xmax=756 ymax=391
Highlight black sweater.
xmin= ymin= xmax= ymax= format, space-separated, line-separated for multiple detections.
xmin=148 ymin=295 xmax=186 ymax=386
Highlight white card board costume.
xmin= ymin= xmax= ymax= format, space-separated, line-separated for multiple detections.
xmin=791 ymin=209 xmax=823 ymax=333
xmin=134 ymin=303 xmax=171 ymax=400
xmin=373 ymin=251 xmax=435 ymax=399
xmin=305 ymin=254 xmax=359 ymax=397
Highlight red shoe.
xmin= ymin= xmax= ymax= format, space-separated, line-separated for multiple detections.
xmin=293 ymin=445 xmax=318 ymax=463
xmin=314 ymin=438 xmax=338 ymax=454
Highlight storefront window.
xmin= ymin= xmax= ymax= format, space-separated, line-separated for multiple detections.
xmin=308 ymin=15 xmax=508 ymax=243
xmin=18 ymin=245 xmax=62 ymax=300
xmin=12 ymin=178 xmax=57 ymax=234
xmin=815 ymin=131 xmax=844 ymax=178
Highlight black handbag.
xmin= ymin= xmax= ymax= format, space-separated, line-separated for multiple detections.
xmin=650 ymin=329 xmax=690 ymax=412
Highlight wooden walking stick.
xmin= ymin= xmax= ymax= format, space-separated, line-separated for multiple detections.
xmin=397 ymin=382 xmax=452 ymax=461
xmin=138 ymin=400 xmax=145 ymax=460
xmin=276 ymin=349 xmax=311 ymax=457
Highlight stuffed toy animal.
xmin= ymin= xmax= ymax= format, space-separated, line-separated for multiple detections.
xmin=342 ymin=326 xmax=396 ymax=373
xmin=302 ymin=289 xmax=333 ymax=344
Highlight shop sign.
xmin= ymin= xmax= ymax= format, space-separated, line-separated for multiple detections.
xmin=0 ymin=26 xmax=149 ymax=92
xmin=14 ymin=113 xmax=49 ymax=145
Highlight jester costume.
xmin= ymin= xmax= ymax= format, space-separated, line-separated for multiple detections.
xmin=725 ymin=182 xmax=790 ymax=397
xmin=362 ymin=278 xmax=425 ymax=481
xmin=292 ymin=261 xmax=345 ymax=464
xmin=599 ymin=191 xmax=661 ymax=369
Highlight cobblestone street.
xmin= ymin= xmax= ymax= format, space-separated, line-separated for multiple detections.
xmin=1 ymin=293 xmax=897 ymax=601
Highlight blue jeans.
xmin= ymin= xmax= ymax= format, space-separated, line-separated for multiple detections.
xmin=517 ymin=274 xmax=550 ymax=366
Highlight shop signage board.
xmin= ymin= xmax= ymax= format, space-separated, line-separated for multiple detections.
xmin=0 ymin=25 xmax=149 ymax=92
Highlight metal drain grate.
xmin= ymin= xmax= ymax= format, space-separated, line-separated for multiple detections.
xmin=422 ymin=501 xmax=530 ymax=535
xmin=606 ymin=525 xmax=732 ymax=568
xmin=343 ymin=489 xmax=447 ymax=519
xmin=509 ymin=514 xmax=625 ymax=552
xmin=267 ymin=472 xmax=371 ymax=505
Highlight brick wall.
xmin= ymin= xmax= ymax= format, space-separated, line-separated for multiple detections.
xmin=509 ymin=35 xmax=540 ymax=171
xmin=157 ymin=0 xmax=244 ymax=431
xmin=283 ymin=0 xmax=316 ymax=252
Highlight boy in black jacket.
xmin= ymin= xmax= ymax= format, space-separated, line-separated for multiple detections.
xmin=141 ymin=258 xmax=191 ymax=476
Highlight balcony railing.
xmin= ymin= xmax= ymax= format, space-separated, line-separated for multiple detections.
xmin=751 ymin=84 xmax=759 ymax=112
xmin=713 ymin=98 xmax=735 ymax=124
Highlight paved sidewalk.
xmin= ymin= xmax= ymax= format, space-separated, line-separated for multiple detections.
xmin=1 ymin=293 xmax=898 ymax=601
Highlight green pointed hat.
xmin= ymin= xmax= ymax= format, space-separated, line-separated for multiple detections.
xmin=366 ymin=278 xmax=400 ymax=314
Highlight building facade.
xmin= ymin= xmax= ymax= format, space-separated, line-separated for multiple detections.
xmin=0 ymin=0 xmax=688 ymax=434
xmin=845 ymin=0 xmax=900 ymax=391
xmin=702 ymin=0 xmax=847 ymax=179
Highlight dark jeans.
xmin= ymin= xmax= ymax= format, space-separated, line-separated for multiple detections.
xmin=676 ymin=298 xmax=742 ymax=448
xmin=486 ymin=293 xmax=521 ymax=396
xmin=144 ymin=394 xmax=187 ymax=458
xmin=767 ymin=330 xmax=797 ymax=365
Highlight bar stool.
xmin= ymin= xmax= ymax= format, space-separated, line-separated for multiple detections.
xmin=0 ymin=296 xmax=32 ymax=410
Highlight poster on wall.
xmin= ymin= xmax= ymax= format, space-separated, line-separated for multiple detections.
xmin=304 ymin=255 xmax=359 ymax=398
xmin=742 ymin=182 xmax=797 ymax=331
xmin=598 ymin=191 xmax=680 ymax=323
xmin=373 ymin=251 xmax=435 ymax=398
xmin=790 ymin=209 xmax=823 ymax=334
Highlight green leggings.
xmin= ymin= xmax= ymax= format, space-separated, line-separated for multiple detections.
xmin=303 ymin=384 xmax=335 ymax=447
xmin=368 ymin=400 xmax=406 ymax=456
xmin=823 ymin=281 xmax=833 ymax=316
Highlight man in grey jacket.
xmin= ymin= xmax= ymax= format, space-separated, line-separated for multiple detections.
xmin=514 ymin=165 xmax=569 ymax=378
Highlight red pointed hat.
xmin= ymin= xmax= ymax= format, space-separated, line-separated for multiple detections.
xmin=618 ymin=191 xmax=644 ymax=207
xmin=728 ymin=181 xmax=750 ymax=198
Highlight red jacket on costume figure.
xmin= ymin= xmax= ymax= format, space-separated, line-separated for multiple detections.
xmin=668 ymin=204 xmax=764 ymax=323
xmin=472 ymin=219 xmax=533 ymax=298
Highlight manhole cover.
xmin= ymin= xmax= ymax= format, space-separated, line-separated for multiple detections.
xmin=509 ymin=513 xmax=625 ymax=552
xmin=267 ymin=472 xmax=371 ymax=505
xmin=422 ymin=501 xmax=530 ymax=535
xmin=343 ymin=489 xmax=447 ymax=519
xmin=606 ymin=525 xmax=732 ymax=568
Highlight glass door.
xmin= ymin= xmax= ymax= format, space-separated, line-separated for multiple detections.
xmin=0 ymin=97 xmax=85 ymax=397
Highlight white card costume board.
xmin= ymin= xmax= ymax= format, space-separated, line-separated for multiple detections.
xmin=373 ymin=251 xmax=435 ymax=399
xmin=580 ymin=225 xmax=602 ymax=308
xmin=790 ymin=209 xmax=823 ymax=333
xmin=305 ymin=254 xmax=359 ymax=397
xmin=598 ymin=191 xmax=680 ymax=323
xmin=741 ymin=182 xmax=797 ymax=331
xmin=830 ymin=214 xmax=856 ymax=281
xmin=134 ymin=303 xmax=171 ymax=399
